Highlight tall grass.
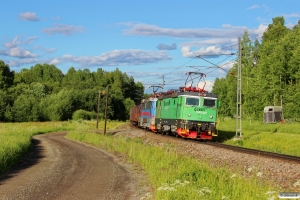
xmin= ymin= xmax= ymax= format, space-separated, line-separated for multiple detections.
xmin=67 ymin=131 xmax=280 ymax=200
xmin=0 ymin=120 xmax=116 ymax=174
xmin=217 ymin=117 xmax=300 ymax=156
xmin=1 ymin=119 xmax=298 ymax=199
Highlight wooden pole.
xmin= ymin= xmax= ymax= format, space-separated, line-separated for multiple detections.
xmin=96 ymin=91 xmax=101 ymax=129
xmin=104 ymin=86 xmax=109 ymax=135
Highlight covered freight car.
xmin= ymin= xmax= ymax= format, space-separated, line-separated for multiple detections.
xmin=130 ymin=105 xmax=141 ymax=126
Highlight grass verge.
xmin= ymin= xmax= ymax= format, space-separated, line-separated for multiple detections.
xmin=66 ymin=130 xmax=279 ymax=200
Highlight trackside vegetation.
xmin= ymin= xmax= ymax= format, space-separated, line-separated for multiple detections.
xmin=1 ymin=120 xmax=300 ymax=199
xmin=216 ymin=118 xmax=300 ymax=157
xmin=66 ymin=126 xmax=280 ymax=200
xmin=0 ymin=120 xmax=124 ymax=174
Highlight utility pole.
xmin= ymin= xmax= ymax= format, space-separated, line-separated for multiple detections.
xmin=104 ymin=86 xmax=109 ymax=135
xmin=96 ymin=90 xmax=101 ymax=129
xmin=162 ymin=75 xmax=165 ymax=92
xmin=235 ymin=37 xmax=242 ymax=139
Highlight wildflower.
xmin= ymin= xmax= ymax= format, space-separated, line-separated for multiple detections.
xmin=157 ymin=186 xmax=176 ymax=191
xmin=256 ymin=172 xmax=263 ymax=177
xmin=230 ymin=174 xmax=237 ymax=178
xmin=222 ymin=196 xmax=227 ymax=199
xmin=265 ymin=191 xmax=276 ymax=195
xmin=157 ymin=183 xmax=176 ymax=191
xmin=184 ymin=180 xmax=190 ymax=184
xmin=293 ymin=180 xmax=300 ymax=187
xmin=247 ymin=167 xmax=252 ymax=172
xmin=196 ymin=187 xmax=212 ymax=196
xmin=140 ymin=192 xmax=152 ymax=200
xmin=266 ymin=196 xmax=275 ymax=200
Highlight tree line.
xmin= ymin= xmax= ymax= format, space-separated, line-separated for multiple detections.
xmin=0 ymin=62 xmax=144 ymax=122
xmin=212 ymin=17 xmax=300 ymax=121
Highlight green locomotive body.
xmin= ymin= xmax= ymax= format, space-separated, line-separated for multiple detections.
xmin=155 ymin=91 xmax=220 ymax=140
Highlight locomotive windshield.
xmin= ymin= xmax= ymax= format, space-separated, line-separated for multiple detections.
xmin=185 ymin=97 xmax=199 ymax=106
xmin=203 ymin=98 xmax=216 ymax=108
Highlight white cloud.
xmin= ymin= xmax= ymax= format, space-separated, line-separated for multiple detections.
xmin=180 ymin=38 xmax=234 ymax=47
xmin=42 ymin=24 xmax=85 ymax=36
xmin=52 ymin=16 xmax=61 ymax=20
xmin=157 ymin=43 xmax=177 ymax=50
xmin=49 ymin=49 xmax=171 ymax=67
xmin=181 ymin=46 xmax=232 ymax=58
xmin=253 ymin=24 xmax=268 ymax=38
xmin=247 ymin=5 xmax=260 ymax=10
xmin=8 ymin=47 xmax=38 ymax=58
xmin=283 ymin=13 xmax=300 ymax=18
xmin=123 ymin=23 xmax=256 ymax=39
xmin=19 ymin=12 xmax=39 ymax=21
xmin=34 ymin=45 xmax=56 ymax=53
xmin=7 ymin=58 xmax=39 ymax=67
xmin=4 ymin=37 xmax=20 ymax=48
xmin=49 ymin=58 xmax=60 ymax=65
xmin=198 ymin=80 xmax=214 ymax=92
xmin=4 ymin=36 xmax=38 ymax=48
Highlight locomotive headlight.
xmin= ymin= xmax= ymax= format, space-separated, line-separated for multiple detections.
xmin=209 ymin=115 xmax=213 ymax=119
xmin=188 ymin=113 xmax=191 ymax=117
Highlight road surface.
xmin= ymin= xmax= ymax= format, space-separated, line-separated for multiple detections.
xmin=0 ymin=132 xmax=149 ymax=200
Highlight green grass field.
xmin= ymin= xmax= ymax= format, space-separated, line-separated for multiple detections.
xmin=1 ymin=118 xmax=299 ymax=199
xmin=215 ymin=118 xmax=300 ymax=156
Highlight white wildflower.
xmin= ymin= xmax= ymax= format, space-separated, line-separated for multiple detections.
xmin=247 ymin=167 xmax=252 ymax=172
xmin=196 ymin=187 xmax=212 ymax=196
xmin=256 ymin=172 xmax=263 ymax=177
xmin=140 ymin=192 xmax=152 ymax=200
xmin=222 ymin=195 xmax=227 ymax=199
xmin=267 ymin=196 xmax=275 ymax=200
xmin=170 ymin=179 xmax=190 ymax=187
xmin=265 ymin=191 xmax=276 ymax=195
xmin=293 ymin=180 xmax=300 ymax=187
xmin=230 ymin=174 xmax=237 ymax=178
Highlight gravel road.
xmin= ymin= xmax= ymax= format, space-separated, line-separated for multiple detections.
xmin=0 ymin=132 xmax=151 ymax=200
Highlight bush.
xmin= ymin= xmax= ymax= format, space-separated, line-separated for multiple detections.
xmin=72 ymin=109 xmax=97 ymax=120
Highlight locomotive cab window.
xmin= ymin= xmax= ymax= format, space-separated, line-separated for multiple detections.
xmin=185 ymin=97 xmax=199 ymax=106
xmin=203 ymin=98 xmax=216 ymax=108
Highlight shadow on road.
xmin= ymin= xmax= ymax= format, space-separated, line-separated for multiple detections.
xmin=0 ymin=138 xmax=44 ymax=184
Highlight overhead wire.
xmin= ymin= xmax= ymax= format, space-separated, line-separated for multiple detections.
xmin=143 ymin=42 xmax=239 ymax=92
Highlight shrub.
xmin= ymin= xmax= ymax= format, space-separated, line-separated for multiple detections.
xmin=72 ymin=109 xmax=97 ymax=120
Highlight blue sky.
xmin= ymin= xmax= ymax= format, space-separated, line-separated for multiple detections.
xmin=1 ymin=0 xmax=299 ymax=93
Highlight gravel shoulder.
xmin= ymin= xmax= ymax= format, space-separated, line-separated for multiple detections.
xmin=0 ymin=132 xmax=152 ymax=200
xmin=115 ymin=124 xmax=300 ymax=192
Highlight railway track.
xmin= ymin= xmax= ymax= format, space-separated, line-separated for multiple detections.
xmin=130 ymin=123 xmax=300 ymax=163
xmin=203 ymin=141 xmax=300 ymax=163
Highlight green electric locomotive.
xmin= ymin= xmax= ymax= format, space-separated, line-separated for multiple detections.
xmin=154 ymin=72 xmax=220 ymax=140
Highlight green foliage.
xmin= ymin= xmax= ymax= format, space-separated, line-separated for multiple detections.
xmin=67 ymin=130 xmax=279 ymax=200
xmin=72 ymin=109 xmax=97 ymax=120
xmin=40 ymin=88 xmax=75 ymax=121
xmin=0 ymin=59 xmax=144 ymax=122
xmin=216 ymin=117 xmax=300 ymax=156
xmin=123 ymin=98 xmax=135 ymax=119
xmin=12 ymin=94 xmax=40 ymax=122
xmin=0 ymin=60 xmax=14 ymax=90
xmin=213 ymin=17 xmax=300 ymax=120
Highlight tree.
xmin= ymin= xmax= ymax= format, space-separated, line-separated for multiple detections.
xmin=12 ymin=94 xmax=40 ymax=122
xmin=0 ymin=60 xmax=14 ymax=90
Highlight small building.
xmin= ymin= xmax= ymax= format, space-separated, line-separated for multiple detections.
xmin=263 ymin=106 xmax=284 ymax=123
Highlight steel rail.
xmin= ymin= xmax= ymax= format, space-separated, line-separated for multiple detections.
xmin=202 ymin=141 xmax=300 ymax=163
xmin=129 ymin=123 xmax=300 ymax=163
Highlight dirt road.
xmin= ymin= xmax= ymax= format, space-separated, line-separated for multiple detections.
xmin=0 ymin=132 xmax=149 ymax=200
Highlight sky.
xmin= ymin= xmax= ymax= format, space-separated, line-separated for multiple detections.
xmin=1 ymin=0 xmax=300 ymax=93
